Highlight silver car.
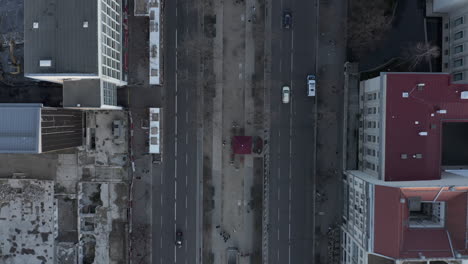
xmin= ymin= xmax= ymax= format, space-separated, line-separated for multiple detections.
xmin=282 ymin=85 xmax=290 ymax=103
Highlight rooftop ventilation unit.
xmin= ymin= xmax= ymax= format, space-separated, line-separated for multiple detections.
xmin=419 ymin=131 xmax=428 ymax=136
xmin=39 ymin=60 xmax=51 ymax=67
xmin=33 ymin=22 xmax=39 ymax=29
xmin=417 ymin=83 xmax=425 ymax=87
xmin=402 ymin=92 xmax=409 ymax=98
xmin=436 ymin=109 xmax=447 ymax=114
xmin=83 ymin=21 xmax=88 ymax=28
xmin=461 ymin=91 xmax=468 ymax=99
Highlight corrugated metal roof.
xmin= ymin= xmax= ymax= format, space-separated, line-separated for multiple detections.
xmin=24 ymin=0 xmax=98 ymax=75
xmin=0 ymin=104 xmax=41 ymax=153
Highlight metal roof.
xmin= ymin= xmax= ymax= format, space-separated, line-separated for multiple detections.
xmin=383 ymin=73 xmax=468 ymax=181
xmin=24 ymin=0 xmax=98 ymax=75
xmin=374 ymin=185 xmax=468 ymax=259
xmin=63 ymin=79 xmax=102 ymax=108
xmin=0 ymin=104 xmax=41 ymax=153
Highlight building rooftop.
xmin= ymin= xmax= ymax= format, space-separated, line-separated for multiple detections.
xmin=383 ymin=73 xmax=468 ymax=181
xmin=63 ymin=79 xmax=102 ymax=108
xmin=0 ymin=103 xmax=41 ymax=153
xmin=24 ymin=0 xmax=98 ymax=75
xmin=374 ymin=185 xmax=468 ymax=259
xmin=0 ymin=179 xmax=56 ymax=264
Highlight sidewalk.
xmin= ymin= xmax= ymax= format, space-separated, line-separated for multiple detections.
xmin=314 ymin=0 xmax=347 ymax=263
xmin=202 ymin=0 xmax=266 ymax=262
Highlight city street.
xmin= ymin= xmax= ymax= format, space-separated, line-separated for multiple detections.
xmin=151 ymin=0 xmax=202 ymax=263
xmin=267 ymin=0 xmax=317 ymax=263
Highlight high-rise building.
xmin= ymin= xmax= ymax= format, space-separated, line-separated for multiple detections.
xmin=24 ymin=0 xmax=126 ymax=108
xmin=428 ymin=0 xmax=468 ymax=83
xmin=342 ymin=73 xmax=468 ymax=264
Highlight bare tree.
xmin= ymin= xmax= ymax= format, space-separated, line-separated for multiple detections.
xmin=404 ymin=42 xmax=440 ymax=71
xmin=348 ymin=0 xmax=396 ymax=57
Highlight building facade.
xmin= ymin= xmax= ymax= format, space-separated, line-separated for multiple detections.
xmin=24 ymin=0 xmax=126 ymax=108
xmin=343 ymin=73 xmax=468 ymax=264
xmin=429 ymin=0 xmax=468 ymax=83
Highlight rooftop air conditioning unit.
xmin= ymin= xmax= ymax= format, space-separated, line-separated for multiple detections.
xmin=461 ymin=91 xmax=468 ymax=99
xmin=39 ymin=60 xmax=51 ymax=67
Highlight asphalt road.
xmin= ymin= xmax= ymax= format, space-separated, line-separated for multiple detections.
xmin=151 ymin=0 xmax=201 ymax=263
xmin=268 ymin=0 xmax=317 ymax=263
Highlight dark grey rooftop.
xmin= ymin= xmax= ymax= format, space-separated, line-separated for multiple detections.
xmin=24 ymin=0 xmax=98 ymax=75
xmin=0 ymin=104 xmax=41 ymax=153
xmin=63 ymin=79 xmax=101 ymax=108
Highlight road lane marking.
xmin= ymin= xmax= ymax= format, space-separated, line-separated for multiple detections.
xmin=185 ymin=196 xmax=188 ymax=209
xmin=186 ymin=133 xmax=188 ymax=144
xmin=291 ymin=30 xmax=294 ymax=49
xmin=291 ymin=31 xmax=294 ymax=74
xmin=174 ymin=223 xmax=177 ymax=262
xmin=186 ymin=153 xmax=188 ymax=165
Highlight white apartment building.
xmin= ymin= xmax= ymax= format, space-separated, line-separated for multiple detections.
xmin=429 ymin=0 xmax=468 ymax=83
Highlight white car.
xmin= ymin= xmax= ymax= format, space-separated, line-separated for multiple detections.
xmin=282 ymin=85 xmax=290 ymax=103
xmin=307 ymin=75 xmax=316 ymax=96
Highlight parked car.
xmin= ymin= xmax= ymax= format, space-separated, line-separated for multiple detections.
xmin=175 ymin=230 xmax=183 ymax=248
xmin=307 ymin=74 xmax=316 ymax=96
xmin=283 ymin=11 xmax=292 ymax=29
xmin=282 ymin=85 xmax=290 ymax=103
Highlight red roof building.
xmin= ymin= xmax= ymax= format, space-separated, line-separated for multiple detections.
xmin=374 ymin=186 xmax=468 ymax=259
xmin=342 ymin=73 xmax=468 ymax=264
xmin=358 ymin=73 xmax=468 ymax=181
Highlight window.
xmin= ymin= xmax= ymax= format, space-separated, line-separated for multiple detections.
xmin=445 ymin=36 xmax=449 ymax=42
xmin=445 ymin=23 xmax=449 ymax=29
xmin=454 ymin=72 xmax=464 ymax=81
xmin=454 ymin=17 xmax=464 ymax=27
xmin=454 ymin=58 xmax=463 ymax=67
xmin=454 ymin=31 xmax=464 ymax=40
xmin=444 ymin=62 xmax=449 ymax=69
xmin=445 ymin=49 xmax=449 ymax=55
xmin=454 ymin=45 xmax=464 ymax=53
